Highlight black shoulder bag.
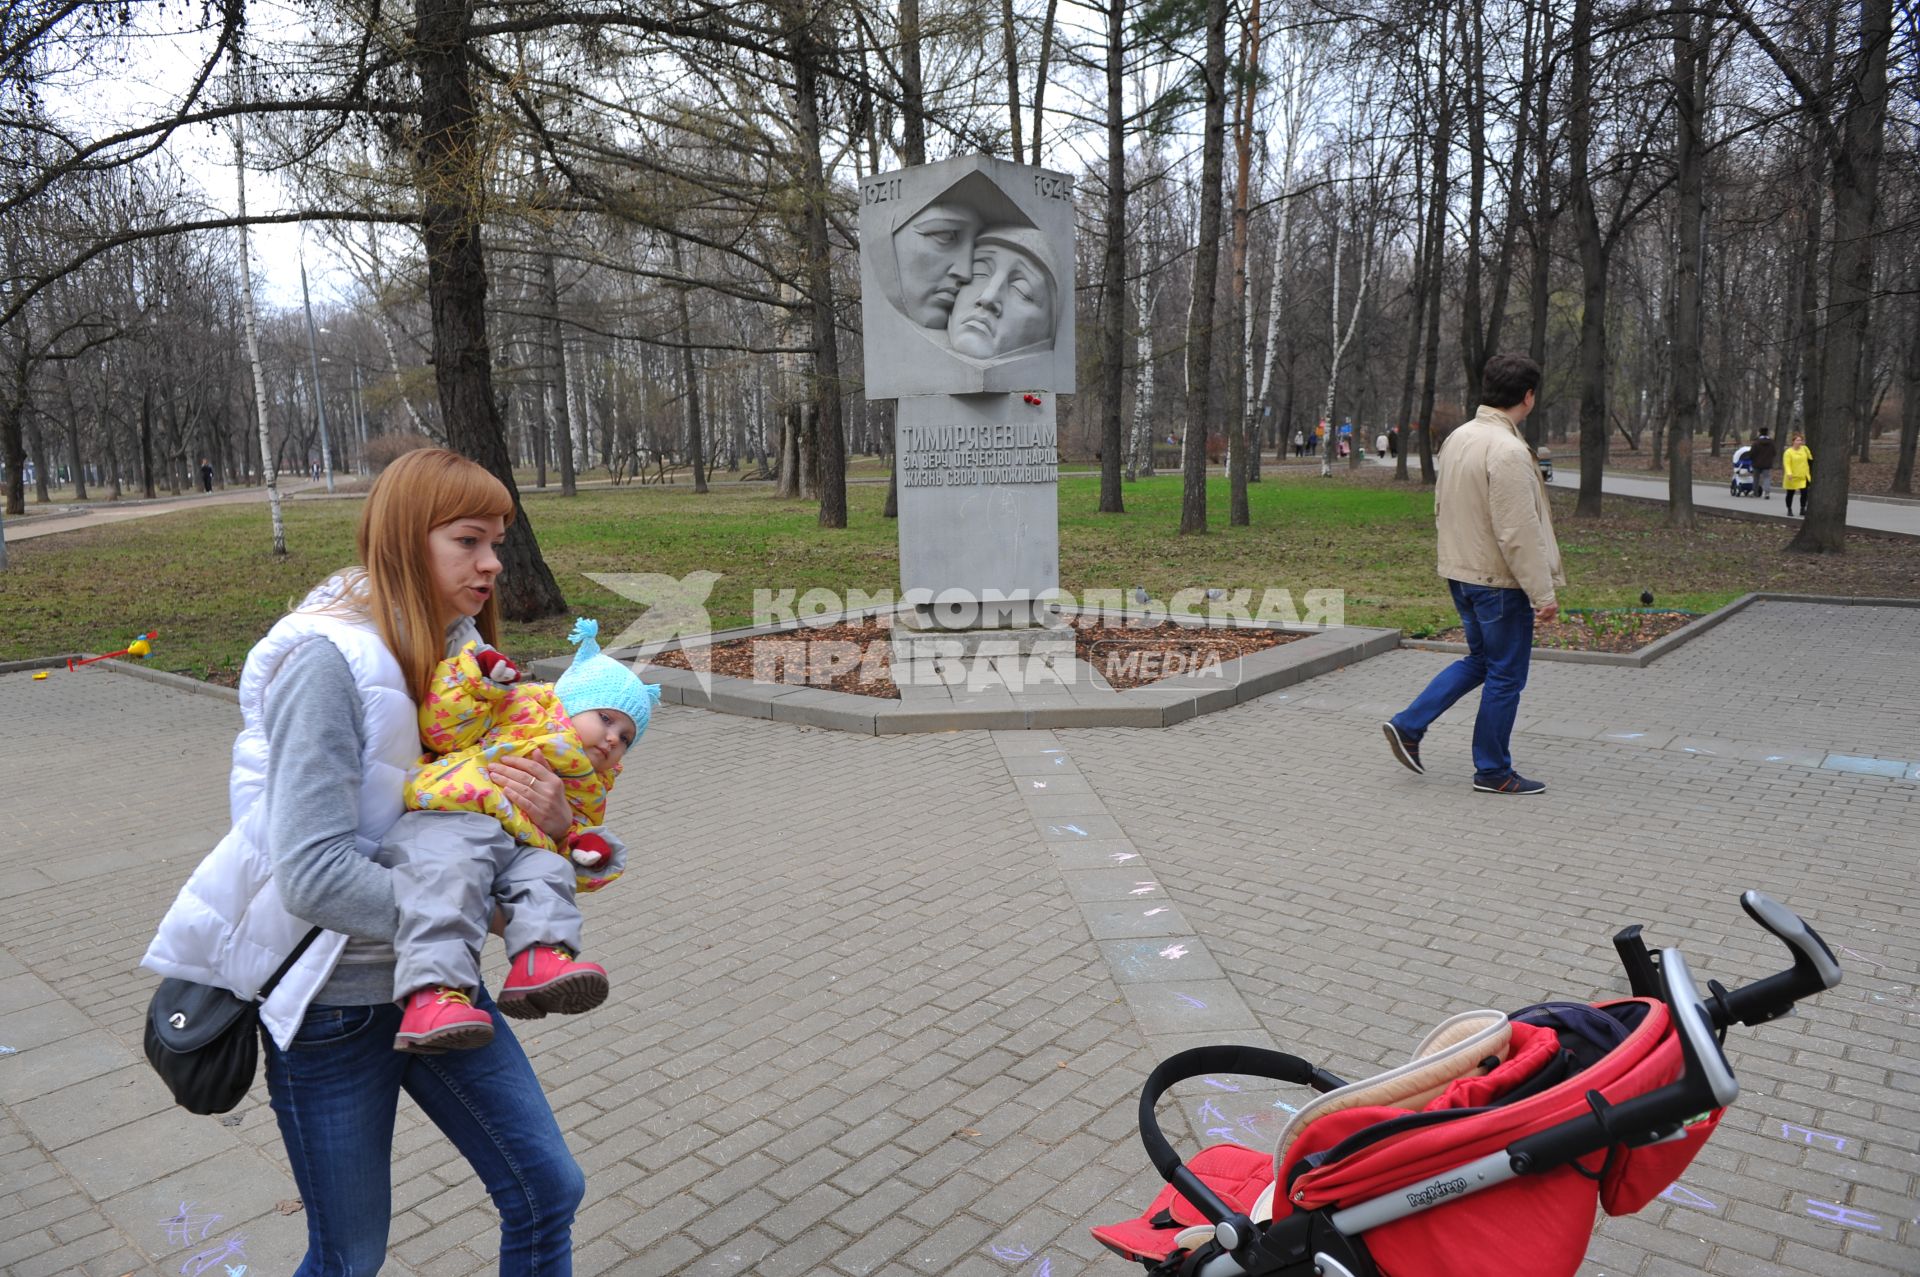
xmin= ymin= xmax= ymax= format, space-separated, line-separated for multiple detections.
xmin=144 ymin=927 xmax=323 ymax=1115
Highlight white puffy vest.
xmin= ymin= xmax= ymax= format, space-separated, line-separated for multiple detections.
xmin=142 ymin=577 xmax=467 ymax=1048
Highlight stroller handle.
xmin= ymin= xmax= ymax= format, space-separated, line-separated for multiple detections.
xmin=1139 ymin=1046 xmax=1346 ymax=1234
xmin=1615 ymin=892 xmax=1842 ymax=1026
xmin=1717 ymin=891 xmax=1843 ymax=1026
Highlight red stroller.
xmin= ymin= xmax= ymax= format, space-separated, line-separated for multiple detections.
xmin=1093 ymin=892 xmax=1842 ymax=1277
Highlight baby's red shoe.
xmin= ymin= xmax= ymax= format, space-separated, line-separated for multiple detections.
xmin=497 ymin=946 xmax=609 ymax=1020
xmin=394 ymin=986 xmax=494 ymax=1054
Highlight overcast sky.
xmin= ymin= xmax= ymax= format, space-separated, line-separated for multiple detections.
xmin=41 ymin=1 xmax=358 ymax=312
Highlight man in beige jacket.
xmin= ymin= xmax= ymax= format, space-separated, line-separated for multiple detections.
xmin=1382 ymin=354 xmax=1565 ymax=795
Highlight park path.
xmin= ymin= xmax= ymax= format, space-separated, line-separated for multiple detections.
xmin=1546 ymin=466 xmax=1920 ymax=536
xmin=0 ymin=599 xmax=1914 ymax=1277
xmin=0 ymin=481 xmax=322 ymax=544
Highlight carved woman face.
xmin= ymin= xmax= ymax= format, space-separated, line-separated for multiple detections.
xmin=893 ymin=203 xmax=984 ymax=328
xmin=947 ymin=236 xmax=1056 ymax=359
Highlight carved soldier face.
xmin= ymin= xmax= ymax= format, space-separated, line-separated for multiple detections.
xmin=948 ymin=235 xmax=1056 ymax=359
xmin=893 ymin=203 xmax=984 ymax=328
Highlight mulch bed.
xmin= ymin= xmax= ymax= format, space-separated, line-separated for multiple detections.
xmin=646 ymin=617 xmax=1309 ymax=696
xmin=650 ymin=620 xmax=902 ymax=698
xmin=1434 ymin=609 xmax=1698 ymax=654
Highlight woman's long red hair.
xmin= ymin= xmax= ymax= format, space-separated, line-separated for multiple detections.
xmin=349 ymin=449 xmax=514 ymax=703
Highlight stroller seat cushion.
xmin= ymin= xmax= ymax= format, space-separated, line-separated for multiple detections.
xmin=1090 ymin=1142 xmax=1274 ymax=1263
xmin=1273 ymin=1010 xmax=1510 ymax=1175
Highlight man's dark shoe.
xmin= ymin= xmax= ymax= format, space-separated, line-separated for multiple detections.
xmin=1382 ymin=722 xmax=1425 ymax=775
xmin=1473 ymin=773 xmax=1547 ymax=796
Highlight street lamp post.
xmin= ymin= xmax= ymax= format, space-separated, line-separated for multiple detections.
xmin=298 ymin=248 xmax=337 ymax=494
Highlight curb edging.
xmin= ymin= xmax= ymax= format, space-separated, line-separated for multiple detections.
xmin=1398 ymin=591 xmax=1920 ymax=668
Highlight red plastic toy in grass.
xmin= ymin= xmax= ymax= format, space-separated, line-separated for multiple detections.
xmin=67 ymin=630 xmax=158 ymax=671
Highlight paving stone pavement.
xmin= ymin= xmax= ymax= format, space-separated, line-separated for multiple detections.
xmin=1 ymin=599 xmax=1914 ymax=1277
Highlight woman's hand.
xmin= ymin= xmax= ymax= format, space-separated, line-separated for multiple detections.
xmin=489 ymin=755 xmax=570 ymax=840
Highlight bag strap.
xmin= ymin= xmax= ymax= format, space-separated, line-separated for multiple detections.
xmin=257 ymin=927 xmax=324 ymax=1003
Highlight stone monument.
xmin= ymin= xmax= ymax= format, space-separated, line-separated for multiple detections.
xmin=859 ymin=153 xmax=1075 ymax=630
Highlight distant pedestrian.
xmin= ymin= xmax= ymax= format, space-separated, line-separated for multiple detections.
xmin=1292 ymin=429 xmax=1305 ymax=458
xmin=1747 ymin=429 xmax=1777 ymax=499
xmin=1782 ymin=432 xmax=1812 ymax=517
xmin=199 ymin=459 xmax=214 ymax=493
xmin=1388 ymin=428 xmax=1400 ymax=458
xmin=1375 ymin=432 xmax=1389 ymax=457
xmin=1382 ymin=353 xmax=1563 ymax=796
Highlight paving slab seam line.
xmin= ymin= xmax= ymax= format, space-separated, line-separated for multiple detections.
xmin=1279 ymin=691 xmax=1920 ymax=782
xmin=999 ymin=734 xmax=1303 ymax=1158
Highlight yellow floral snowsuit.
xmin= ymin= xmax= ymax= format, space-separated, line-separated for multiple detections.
xmin=404 ymin=642 xmax=623 ymax=891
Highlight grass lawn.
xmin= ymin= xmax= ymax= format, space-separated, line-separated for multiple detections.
xmin=3 ymin=468 xmax=1914 ymax=683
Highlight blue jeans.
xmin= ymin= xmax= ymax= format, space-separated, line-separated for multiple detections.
xmin=262 ymin=988 xmax=583 ymax=1276
xmin=1391 ymin=580 xmax=1535 ymax=782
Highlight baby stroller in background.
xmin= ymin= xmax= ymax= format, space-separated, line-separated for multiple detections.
xmin=1094 ymin=891 xmax=1841 ymax=1277
xmin=1730 ymin=446 xmax=1759 ymax=497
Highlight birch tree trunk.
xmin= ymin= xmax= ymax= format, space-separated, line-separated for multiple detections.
xmin=1129 ymin=276 xmax=1158 ymax=480
xmin=231 ymin=65 xmax=287 ymax=556
xmin=1098 ymin=0 xmax=1127 ymax=512
xmin=1319 ymin=218 xmax=1373 ymax=478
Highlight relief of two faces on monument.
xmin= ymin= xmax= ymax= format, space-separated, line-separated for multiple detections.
xmin=886 ymin=174 xmax=1061 ymax=363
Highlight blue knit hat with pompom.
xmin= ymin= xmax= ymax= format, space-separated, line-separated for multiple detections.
xmin=553 ymin=619 xmax=663 ymax=739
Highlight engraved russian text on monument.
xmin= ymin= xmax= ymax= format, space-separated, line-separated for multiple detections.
xmin=900 ymin=419 xmax=1059 ymax=488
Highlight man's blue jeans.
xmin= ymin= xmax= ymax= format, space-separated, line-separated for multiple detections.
xmin=1391 ymin=580 xmax=1535 ymax=782
xmin=262 ymin=988 xmax=584 ymax=1275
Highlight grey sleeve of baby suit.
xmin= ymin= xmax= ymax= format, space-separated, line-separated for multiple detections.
xmin=261 ymin=639 xmax=402 ymax=942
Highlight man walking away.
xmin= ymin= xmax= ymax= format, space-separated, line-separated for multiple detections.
xmin=1746 ymin=429 xmax=1777 ymax=499
xmin=1382 ymin=354 xmax=1564 ymax=795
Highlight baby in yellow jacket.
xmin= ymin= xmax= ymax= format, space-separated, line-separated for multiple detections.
xmin=386 ymin=618 xmax=662 ymax=1053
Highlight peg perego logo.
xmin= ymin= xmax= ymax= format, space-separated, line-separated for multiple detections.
xmin=1404 ymin=1177 xmax=1470 ymax=1210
